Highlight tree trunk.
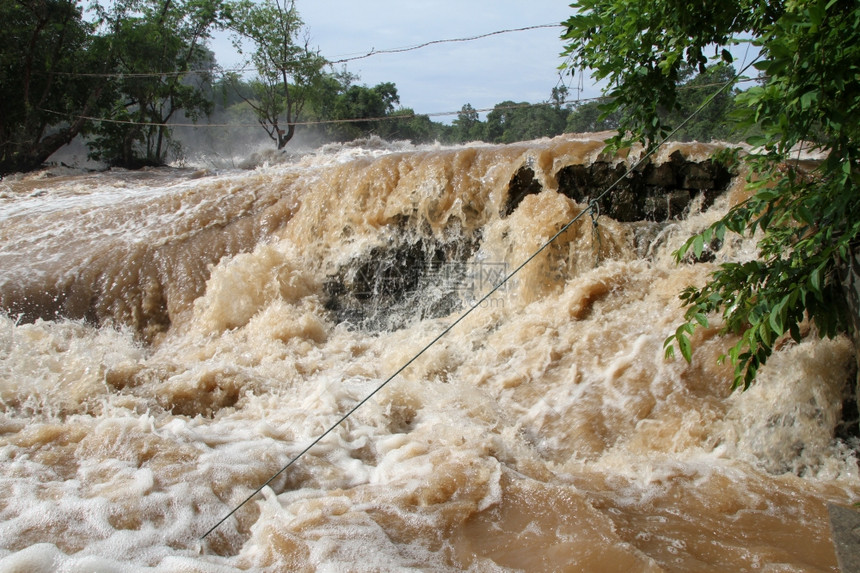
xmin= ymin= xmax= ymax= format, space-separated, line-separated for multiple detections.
xmin=277 ymin=123 xmax=295 ymax=150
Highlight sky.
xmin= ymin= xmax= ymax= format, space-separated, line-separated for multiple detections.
xmin=211 ymin=1 xmax=595 ymax=121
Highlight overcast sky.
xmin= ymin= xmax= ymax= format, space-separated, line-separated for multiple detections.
xmin=211 ymin=1 xmax=595 ymax=121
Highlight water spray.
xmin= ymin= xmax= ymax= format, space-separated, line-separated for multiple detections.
xmin=200 ymin=58 xmax=758 ymax=541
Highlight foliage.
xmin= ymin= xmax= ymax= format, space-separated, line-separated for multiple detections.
xmin=665 ymin=62 xmax=741 ymax=142
xmin=441 ymin=94 xmax=574 ymax=145
xmin=564 ymin=100 xmax=621 ymax=134
xmin=563 ymin=0 xmax=860 ymax=389
xmin=0 ymin=0 xmax=747 ymax=174
xmin=227 ymin=0 xmax=326 ymax=149
xmin=561 ymin=64 xmax=738 ymax=139
xmin=450 ymin=104 xmax=485 ymax=142
xmin=485 ymin=101 xmax=568 ymax=144
xmin=324 ymin=82 xmax=400 ymax=141
xmin=88 ymin=0 xmax=225 ymax=168
xmin=0 ymin=0 xmax=107 ymax=174
xmin=561 ymin=0 xmax=752 ymax=149
xmin=303 ymin=67 xmax=356 ymax=128
xmin=383 ymin=109 xmax=446 ymax=143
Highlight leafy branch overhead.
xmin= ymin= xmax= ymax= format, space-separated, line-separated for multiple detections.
xmin=563 ymin=0 xmax=860 ymax=389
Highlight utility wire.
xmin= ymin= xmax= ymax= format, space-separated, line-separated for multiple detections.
xmin=328 ymin=24 xmax=563 ymax=64
xmin=199 ymin=55 xmax=760 ymax=541
xmin=41 ymin=98 xmax=598 ymax=128
xmin=40 ymin=23 xmax=563 ymax=79
xmin=39 ymin=75 xmax=762 ymax=130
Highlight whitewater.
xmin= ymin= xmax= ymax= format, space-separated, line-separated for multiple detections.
xmin=0 ymin=134 xmax=858 ymax=571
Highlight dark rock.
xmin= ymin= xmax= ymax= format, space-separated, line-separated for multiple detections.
xmin=828 ymin=504 xmax=860 ymax=573
xmin=552 ymin=152 xmax=733 ymax=223
xmin=555 ymin=164 xmax=590 ymax=198
xmin=323 ymin=234 xmax=479 ymax=330
xmin=681 ymin=162 xmax=716 ymax=189
xmin=644 ymin=163 xmax=677 ymax=187
xmin=837 ymin=241 xmax=860 ymax=442
xmin=644 ymin=189 xmax=692 ymax=221
xmin=504 ymin=166 xmax=543 ymax=216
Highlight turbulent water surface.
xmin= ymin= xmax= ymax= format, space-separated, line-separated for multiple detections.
xmin=0 ymin=135 xmax=858 ymax=572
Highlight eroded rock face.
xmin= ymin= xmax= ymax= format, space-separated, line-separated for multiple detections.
xmin=322 ymin=235 xmax=480 ymax=330
xmin=836 ymin=242 xmax=860 ymax=440
xmin=327 ymin=150 xmax=737 ymax=331
xmin=514 ymin=149 xmax=734 ymax=222
xmin=504 ymin=166 xmax=543 ymax=216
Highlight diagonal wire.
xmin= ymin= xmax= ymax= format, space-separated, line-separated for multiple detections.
xmin=328 ymin=24 xmax=563 ymax=64
xmin=200 ymin=55 xmax=759 ymax=541
xmin=40 ymin=24 xmax=563 ymax=79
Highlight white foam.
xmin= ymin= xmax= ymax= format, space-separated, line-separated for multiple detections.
xmin=1 ymin=137 xmax=856 ymax=571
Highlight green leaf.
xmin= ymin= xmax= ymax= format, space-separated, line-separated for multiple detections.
xmin=677 ymin=333 xmax=692 ymax=363
xmin=808 ymin=3 xmax=824 ymax=27
xmin=795 ymin=205 xmax=815 ymax=225
xmin=754 ymin=189 xmax=779 ymax=201
xmin=693 ymin=312 xmax=709 ymax=328
xmin=800 ymin=90 xmax=818 ymax=110
xmin=759 ymin=322 xmax=772 ymax=347
xmin=790 ymin=323 xmax=802 ymax=343
xmin=768 ymin=307 xmax=784 ymax=336
xmin=693 ymin=234 xmax=705 ymax=259
xmin=810 ymin=266 xmax=821 ymax=292
xmin=664 ymin=342 xmax=676 ymax=360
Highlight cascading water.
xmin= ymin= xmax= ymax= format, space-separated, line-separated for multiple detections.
xmin=0 ymin=135 xmax=857 ymax=572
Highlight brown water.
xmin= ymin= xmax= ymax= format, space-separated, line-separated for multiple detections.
xmin=0 ymin=135 xmax=857 ymax=571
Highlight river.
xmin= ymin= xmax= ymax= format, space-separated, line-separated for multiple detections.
xmin=0 ymin=135 xmax=857 ymax=571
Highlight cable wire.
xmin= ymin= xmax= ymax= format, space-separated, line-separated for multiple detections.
xmin=39 ymin=75 xmax=762 ymax=130
xmin=198 ymin=55 xmax=760 ymax=541
xmin=39 ymin=23 xmax=563 ymax=79
xmin=328 ymin=24 xmax=563 ymax=64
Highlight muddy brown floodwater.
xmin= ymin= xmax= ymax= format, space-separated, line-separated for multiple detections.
xmin=0 ymin=135 xmax=857 ymax=571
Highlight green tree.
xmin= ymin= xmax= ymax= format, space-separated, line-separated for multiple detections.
xmin=563 ymin=65 xmax=737 ymax=139
xmin=0 ymin=0 xmax=108 ymax=175
xmin=551 ymin=85 xmax=569 ymax=109
xmin=450 ymin=103 xmax=485 ymax=142
xmin=564 ymin=100 xmax=621 ymax=134
xmin=666 ymin=63 xmax=741 ymax=142
xmin=304 ymin=67 xmax=357 ymax=126
xmin=380 ymin=109 xmax=444 ymax=144
xmin=228 ymin=0 xmax=326 ymax=149
xmin=484 ymin=100 xmax=567 ymax=144
xmin=562 ymin=0 xmax=860 ymax=389
xmin=88 ymin=0 xmax=225 ymax=167
xmin=325 ymin=82 xmax=400 ymax=141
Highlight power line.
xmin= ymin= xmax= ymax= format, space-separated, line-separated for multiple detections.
xmin=44 ymin=67 xmax=230 ymax=79
xmin=39 ymin=98 xmax=599 ymax=128
xmin=40 ymin=23 xmax=563 ymax=80
xmin=38 ymin=75 xmax=762 ymax=130
xmin=328 ymin=24 xmax=563 ymax=64
xmin=199 ymin=55 xmax=760 ymax=541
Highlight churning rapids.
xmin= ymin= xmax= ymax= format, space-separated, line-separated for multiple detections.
xmin=1 ymin=135 xmax=858 ymax=572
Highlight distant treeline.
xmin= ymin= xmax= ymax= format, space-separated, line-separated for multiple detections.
xmin=1 ymin=0 xmax=747 ymax=175
xmin=205 ymin=61 xmax=745 ymax=149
